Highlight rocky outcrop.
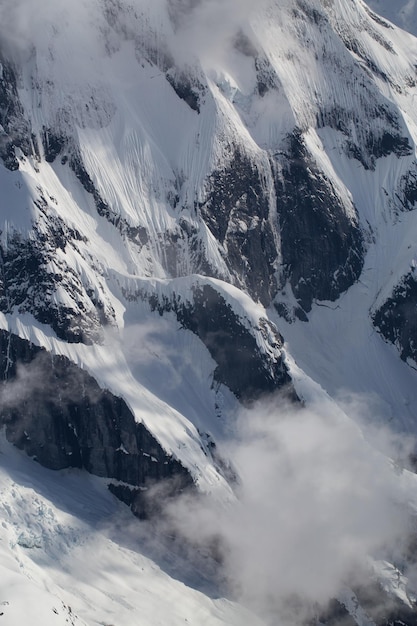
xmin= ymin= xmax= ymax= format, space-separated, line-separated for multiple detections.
xmin=144 ymin=282 xmax=293 ymax=402
xmin=0 ymin=211 xmax=116 ymax=345
xmin=176 ymin=285 xmax=292 ymax=401
xmin=349 ymin=580 xmax=417 ymax=626
xmin=199 ymin=149 xmax=278 ymax=307
xmin=373 ymin=272 xmax=417 ymax=366
xmin=397 ymin=164 xmax=417 ymax=212
xmin=165 ymin=69 xmax=206 ymax=113
xmin=0 ymin=55 xmax=34 ymax=171
xmin=273 ymin=130 xmax=365 ymax=314
xmin=0 ymin=330 xmax=191 ymax=495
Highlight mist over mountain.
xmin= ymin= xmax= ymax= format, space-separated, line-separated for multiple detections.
xmin=1 ymin=0 xmax=417 ymax=624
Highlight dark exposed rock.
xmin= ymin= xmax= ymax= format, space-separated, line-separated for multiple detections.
xmin=373 ymin=272 xmax=417 ymax=366
xmin=272 ymin=130 xmax=364 ymax=313
xmin=273 ymin=301 xmax=309 ymax=324
xmin=200 ymin=149 xmax=279 ymax=306
xmin=397 ymin=165 xmax=417 ymax=211
xmin=296 ymin=0 xmax=328 ymax=27
xmin=345 ymin=130 xmax=412 ymax=169
xmin=42 ymin=127 xmax=66 ymax=163
xmin=144 ymin=283 xmax=293 ymax=403
xmin=254 ymin=55 xmax=280 ymax=97
xmin=201 ymin=150 xmax=265 ymax=244
xmin=352 ymin=580 xmax=417 ymax=626
xmin=0 ymin=206 xmax=114 ymax=344
xmin=162 ymin=222 xmax=219 ymax=279
xmin=165 ymin=70 xmax=205 ymax=113
xmin=176 ymin=285 xmax=291 ymax=401
xmin=109 ymin=477 xmax=195 ymax=520
xmin=316 ymin=100 xmax=411 ymax=170
xmin=308 ymin=587 xmax=417 ymax=626
xmin=343 ymin=34 xmax=392 ymax=69
xmin=69 ymin=150 xmax=112 ymax=215
xmin=0 ymin=330 xmax=191 ymax=495
xmin=0 ymin=54 xmax=148 ymax=253
xmin=0 ymin=56 xmax=33 ymax=170
xmin=372 ymin=132 xmax=412 ymax=159
xmin=313 ymin=22 xmax=411 ymax=170
xmin=233 ymin=30 xmax=258 ymax=58
xmin=363 ymin=6 xmax=394 ymax=30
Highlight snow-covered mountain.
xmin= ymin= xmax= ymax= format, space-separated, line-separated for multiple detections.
xmin=1 ymin=0 xmax=417 ymax=623
xmin=366 ymin=0 xmax=417 ymax=36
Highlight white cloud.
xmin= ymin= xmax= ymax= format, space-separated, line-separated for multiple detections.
xmin=0 ymin=0 xmax=263 ymax=75
xmin=167 ymin=0 xmax=263 ymax=66
xmin=162 ymin=395 xmax=415 ymax=624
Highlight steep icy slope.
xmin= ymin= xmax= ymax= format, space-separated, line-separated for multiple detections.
xmin=2 ymin=370 xmax=417 ymax=626
xmin=0 ymin=432 xmax=261 ymax=626
xmin=1 ymin=0 xmax=417 ymax=621
xmin=0 ymin=0 xmax=416 ymax=438
xmin=366 ymin=0 xmax=417 ymax=36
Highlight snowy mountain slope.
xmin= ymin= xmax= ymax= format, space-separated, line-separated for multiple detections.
xmin=365 ymin=0 xmax=417 ymax=36
xmin=1 ymin=0 xmax=415 ymax=420
xmin=1 ymin=0 xmax=417 ymax=622
xmin=0 ymin=432 xmax=261 ymax=626
xmin=2 ymin=382 xmax=417 ymax=626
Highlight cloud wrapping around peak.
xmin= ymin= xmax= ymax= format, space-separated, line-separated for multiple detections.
xmin=0 ymin=0 xmax=268 ymax=133
xmin=0 ymin=0 xmax=262 ymax=71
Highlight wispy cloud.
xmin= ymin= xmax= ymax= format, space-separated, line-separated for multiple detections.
xmin=0 ymin=0 xmax=262 ymax=75
xmin=157 ymin=395 xmax=415 ymax=624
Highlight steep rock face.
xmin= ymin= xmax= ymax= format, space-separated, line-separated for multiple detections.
xmin=0 ymin=0 xmax=414 ymax=329
xmin=200 ymin=149 xmax=278 ymax=307
xmin=313 ymin=598 xmax=357 ymax=626
xmin=0 ymin=0 xmax=415 ymax=453
xmin=0 ymin=0 xmax=391 ymax=320
xmin=272 ymin=130 xmax=364 ymax=313
xmin=124 ymin=278 xmax=293 ymax=403
xmin=170 ymin=284 xmax=291 ymax=402
xmin=349 ymin=580 xmax=417 ymax=626
xmin=397 ymin=163 xmax=417 ymax=212
xmin=373 ymin=271 xmax=417 ymax=366
xmin=0 ymin=55 xmax=34 ymax=171
xmin=0 ymin=1 xmax=416 ymax=623
xmin=0 ymin=0 xmax=415 ymax=467
xmin=0 ymin=330 xmax=190 ymax=489
xmin=0 ymin=211 xmax=116 ymax=345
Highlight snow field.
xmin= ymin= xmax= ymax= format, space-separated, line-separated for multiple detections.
xmin=0 ymin=432 xmax=261 ymax=626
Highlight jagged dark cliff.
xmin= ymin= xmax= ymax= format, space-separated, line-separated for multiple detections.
xmin=0 ymin=330 xmax=192 ymax=497
xmin=373 ymin=272 xmax=417 ymax=367
xmin=272 ymin=130 xmax=365 ymax=314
